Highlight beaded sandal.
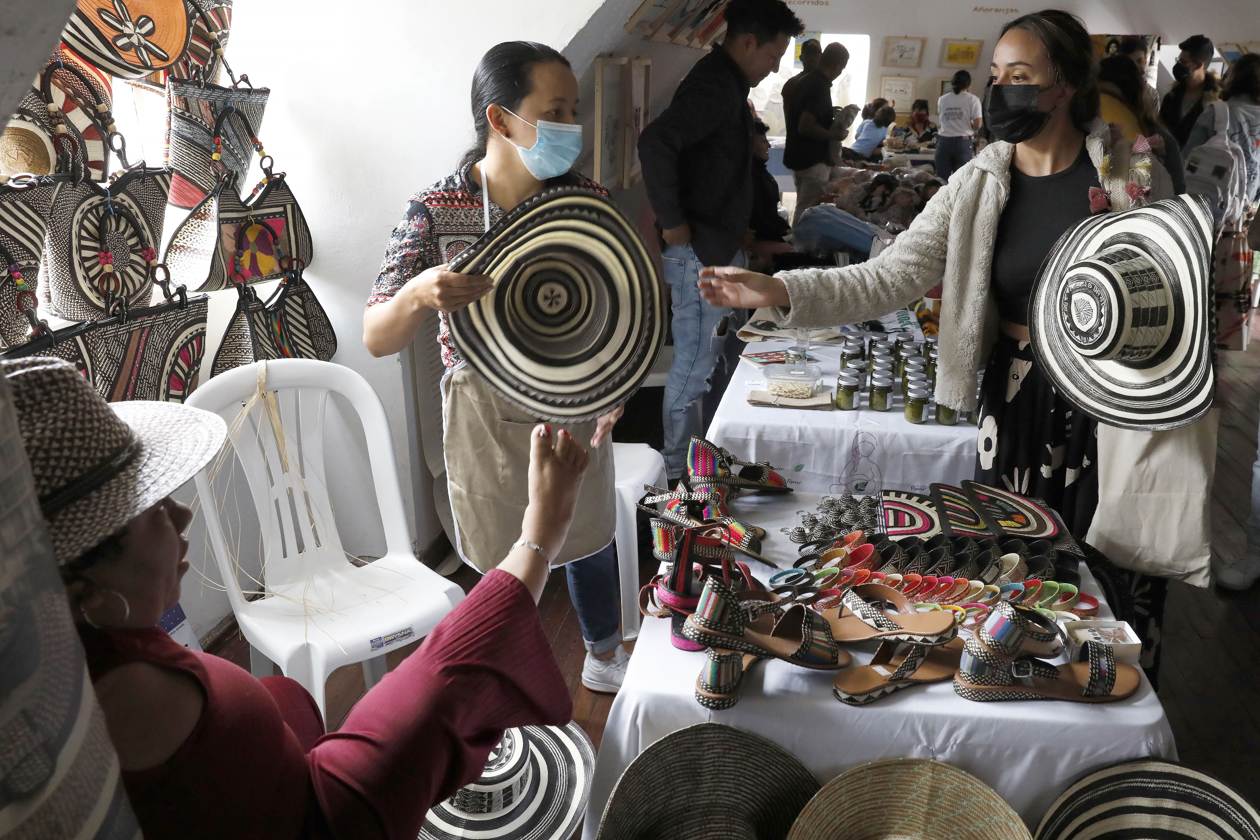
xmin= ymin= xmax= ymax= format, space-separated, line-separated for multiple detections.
xmin=821 ymin=583 xmax=959 ymax=645
xmin=682 ymin=577 xmax=848 ymax=670
xmin=832 ymin=636 xmax=964 ymax=705
xmin=687 ymin=436 xmax=793 ymax=496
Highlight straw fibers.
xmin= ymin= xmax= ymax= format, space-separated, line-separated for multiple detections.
xmin=786 ymin=758 xmax=1030 ymax=840
xmin=596 ymin=723 xmax=819 ymax=840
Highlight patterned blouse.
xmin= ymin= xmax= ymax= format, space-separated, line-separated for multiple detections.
xmin=368 ymin=164 xmax=609 ymax=369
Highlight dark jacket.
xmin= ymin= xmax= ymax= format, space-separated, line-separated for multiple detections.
xmin=638 ymin=44 xmax=753 ymax=266
xmin=750 ymin=159 xmax=790 ymax=242
xmin=1160 ymin=76 xmax=1220 ymax=149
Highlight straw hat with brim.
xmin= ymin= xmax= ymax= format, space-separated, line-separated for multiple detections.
xmin=2 ymin=357 xmax=226 ymax=566
xmin=596 ymin=723 xmax=820 ymax=840
xmin=419 ymin=722 xmax=595 ymax=840
xmin=1028 ymin=194 xmax=1216 ymax=431
xmin=786 ymin=758 xmax=1030 ymax=840
xmin=1035 ymin=759 xmax=1260 ymax=840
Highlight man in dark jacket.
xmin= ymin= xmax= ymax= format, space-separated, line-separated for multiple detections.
xmin=784 ymin=42 xmax=850 ymax=225
xmin=1159 ymin=34 xmax=1220 ymax=150
xmin=638 ymin=0 xmax=803 ymax=478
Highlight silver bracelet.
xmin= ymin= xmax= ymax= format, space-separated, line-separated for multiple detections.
xmin=512 ymin=539 xmax=549 ymax=562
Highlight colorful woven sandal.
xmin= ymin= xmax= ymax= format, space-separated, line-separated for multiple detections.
xmin=821 ymin=583 xmax=959 ymax=645
xmin=695 ymin=648 xmax=764 ymax=710
xmin=639 ymin=484 xmax=774 ymax=567
xmin=687 ymin=436 xmax=793 ymax=495
xmin=681 ymin=577 xmax=849 ymax=670
xmin=832 ymin=636 xmax=964 ymax=705
xmin=953 ymin=636 xmax=1140 ymax=703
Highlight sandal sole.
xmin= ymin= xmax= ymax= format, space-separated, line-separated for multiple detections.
xmin=682 ymin=624 xmax=846 ymax=670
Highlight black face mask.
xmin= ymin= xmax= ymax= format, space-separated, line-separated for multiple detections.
xmin=1172 ymin=62 xmax=1191 ymax=83
xmin=983 ymin=81 xmax=1053 ymax=144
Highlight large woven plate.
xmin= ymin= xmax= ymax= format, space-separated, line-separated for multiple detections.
xmin=449 ymin=187 xmax=664 ymax=422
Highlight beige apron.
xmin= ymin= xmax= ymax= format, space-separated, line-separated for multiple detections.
xmin=441 ymin=363 xmax=615 ymax=573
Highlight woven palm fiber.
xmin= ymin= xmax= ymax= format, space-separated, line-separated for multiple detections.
xmin=786 ymin=758 xmax=1029 ymax=840
xmin=596 ymin=723 xmax=818 ymax=840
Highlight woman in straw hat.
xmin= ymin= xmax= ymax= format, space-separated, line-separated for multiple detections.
xmin=4 ymin=355 xmax=593 ymax=840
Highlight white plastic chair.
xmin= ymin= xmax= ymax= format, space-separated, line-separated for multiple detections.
xmin=612 ymin=443 xmax=667 ymax=642
xmin=188 ymin=359 xmax=464 ymax=722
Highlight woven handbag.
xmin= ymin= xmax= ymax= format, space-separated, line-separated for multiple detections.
xmin=130 ymin=0 xmax=235 ymax=94
xmin=42 ymin=163 xmax=173 ymax=321
xmin=164 ymin=160 xmax=312 ymax=292
xmin=166 ymin=75 xmax=268 ymax=208
xmin=3 ymin=280 xmax=208 ymax=403
xmin=209 ymin=261 xmax=336 ymax=377
xmin=0 ymin=51 xmax=115 ymax=181
xmin=62 ymin=0 xmax=193 ymax=80
xmin=0 ymin=174 xmax=66 ymax=348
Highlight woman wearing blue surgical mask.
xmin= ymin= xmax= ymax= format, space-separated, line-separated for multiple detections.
xmin=364 ymin=42 xmax=632 ymax=693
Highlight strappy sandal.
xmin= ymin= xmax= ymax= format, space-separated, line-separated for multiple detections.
xmin=954 ymin=637 xmax=1140 ymax=703
xmin=639 ymin=485 xmax=775 ymax=567
xmin=833 ymin=636 xmax=964 ymax=705
xmin=682 ymin=577 xmax=849 ymax=670
xmin=688 ymin=436 xmax=793 ymax=495
xmin=821 ymin=583 xmax=959 ymax=645
xmin=696 ymin=648 xmax=764 ymax=709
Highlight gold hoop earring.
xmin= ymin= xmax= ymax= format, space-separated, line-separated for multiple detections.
xmin=82 ymin=588 xmax=131 ymax=630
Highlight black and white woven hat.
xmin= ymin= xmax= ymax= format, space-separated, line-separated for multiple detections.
xmin=419 ymin=723 xmax=594 ymax=840
xmin=1028 ymin=195 xmax=1216 ymax=431
xmin=1035 ymin=759 xmax=1260 ymax=840
xmin=449 ymin=187 xmax=665 ymax=423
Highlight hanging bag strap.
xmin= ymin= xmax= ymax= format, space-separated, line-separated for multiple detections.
xmin=94 ymin=188 xmax=160 ymax=315
xmin=185 ymin=0 xmax=238 ymax=85
xmin=40 ymin=60 xmax=116 ymax=177
xmin=1214 ymin=100 xmax=1230 ymax=136
xmin=0 ymin=243 xmax=42 ymax=337
xmin=211 ymin=104 xmax=267 ymax=172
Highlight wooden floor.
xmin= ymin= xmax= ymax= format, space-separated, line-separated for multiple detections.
xmin=209 ymin=340 xmax=1260 ymax=811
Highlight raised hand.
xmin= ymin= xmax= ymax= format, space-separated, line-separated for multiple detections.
xmin=697 ymin=265 xmax=791 ymax=310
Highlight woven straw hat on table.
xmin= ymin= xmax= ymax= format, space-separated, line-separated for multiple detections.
xmin=786 ymin=758 xmax=1030 ymax=840
xmin=595 ymin=723 xmax=820 ymax=840
xmin=2 ymin=357 xmax=226 ymax=565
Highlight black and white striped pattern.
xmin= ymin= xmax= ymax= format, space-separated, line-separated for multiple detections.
xmin=448 ymin=187 xmax=664 ymax=423
xmin=62 ymin=0 xmax=192 ymax=79
xmin=1035 ymin=759 xmax=1260 ymax=840
xmin=166 ymin=80 xmax=268 ymax=206
xmin=0 ymin=178 xmax=63 ymax=347
xmin=1030 ymin=195 xmax=1216 ymax=431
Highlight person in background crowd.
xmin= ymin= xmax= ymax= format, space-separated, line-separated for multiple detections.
xmin=749 ymin=119 xmax=793 ymax=267
xmin=781 ymin=37 xmax=821 ymax=116
xmin=784 ymin=41 xmax=851 ymax=225
xmin=638 ymin=0 xmax=804 ymax=480
xmin=1115 ymin=36 xmax=1149 ymax=74
xmin=1160 ymin=34 xmax=1220 ymax=149
xmin=1098 ymin=54 xmax=1186 ymax=194
xmin=843 ymin=105 xmax=897 ymax=162
xmin=10 ymin=353 xmax=594 ymax=840
xmin=861 ymin=97 xmax=889 ymax=120
xmin=1197 ymin=54 xmax=1260 ymax=591
xmin=898 ymin=99 xmax=939 ymax=144
xmin=364 ymin=42 xmax=631 ymax=693
xmin=1185 ymin=52 xmax=1260 ymax=208
xmin=936 ymin=69 xmax=983 ymax=180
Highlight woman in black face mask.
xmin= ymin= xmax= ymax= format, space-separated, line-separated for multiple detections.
xmin=695 ymin=9 xmax=1174 ymax=538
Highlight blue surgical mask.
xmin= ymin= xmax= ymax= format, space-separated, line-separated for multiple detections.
xmin=502 ymin=108 xmax=582 ymax=180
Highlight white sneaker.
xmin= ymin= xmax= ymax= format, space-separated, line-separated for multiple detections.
xmin=1216 ymin=548 xmax=1260 ymax=591
xmin=581 ymin=646 xmax=630 ymax=693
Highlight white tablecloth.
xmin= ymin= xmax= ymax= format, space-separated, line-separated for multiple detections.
xmin=582 ymin=493 xmax=1176 ymax=836
xmin=708 ymin=341 xmax=978 ymax=494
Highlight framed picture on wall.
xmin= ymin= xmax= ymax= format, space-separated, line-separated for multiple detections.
xmin=882 ymin=36 xmax=927 ymax=69
xmin=940 ymin=38 xmax=984 ymax=69
xmin=594 ymin=56 xmax=627 ymax=186
xmin=880 ymin=75 xmax=916 ymax=111
xmin=936 ymin=77 xmax=954 ymax=100
xmin=623 ymin=58 xmax=651 ymax=188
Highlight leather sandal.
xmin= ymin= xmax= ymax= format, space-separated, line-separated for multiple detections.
xmin=695 ymin=647 xmax=763 ymax=709
xmin=821 ymin=583 xmax=959 ymax=645
xmin=833 ymin=636 xmax=964 ymax=705
xmin=954 ymin=637 xmax=1140 ymax=703
xmin=682 ymin=577 xmax=849 ymax=670
xmin=687 ymin=436 xmax=793 ymax=495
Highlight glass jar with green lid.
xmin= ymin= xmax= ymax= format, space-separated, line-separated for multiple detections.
xmin=905 ymin=385 xmax=930 ymax=424
xmin=869 ymin=374 xmax=893 ymax=412
xmin=936 ymin=403 xmax=958 ymax=425
xmin=903 ymin=370 xmax=927 ymax=397
xmin=836 ymin=372 xmax=862 ymax=410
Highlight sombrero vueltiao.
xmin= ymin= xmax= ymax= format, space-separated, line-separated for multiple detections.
xmin=1035 ymin=759 xmax=1260 ymax=840
xmin=419 ymin=723 xmax=594 ymax=840
xmin=1029 ymin=195 xmax=1215 ymax=431
xmin=448 ymin=187 xmax=664 ymax=423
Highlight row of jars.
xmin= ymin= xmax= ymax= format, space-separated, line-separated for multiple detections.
xmin=835 ymin=334 xmax=978 ymax=425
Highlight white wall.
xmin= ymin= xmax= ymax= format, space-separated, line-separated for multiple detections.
xmin=177 ymin=0 xmax=606 ymax=640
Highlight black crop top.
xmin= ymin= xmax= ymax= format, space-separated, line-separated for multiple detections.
xmin=989 ymin=148 xmax=1100 ymax=325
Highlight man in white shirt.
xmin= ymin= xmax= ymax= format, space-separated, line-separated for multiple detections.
xmin=935 ymin=69 xmax=983 ymax=180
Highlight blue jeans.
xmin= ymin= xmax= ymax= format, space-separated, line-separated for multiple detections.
xmin=934 ymin=135 xmax=974 ymax=181
xmin=565 ymin=541 xmax=622 ymax=654
xmin=661 ymin=243 xmax=745 ymax=477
